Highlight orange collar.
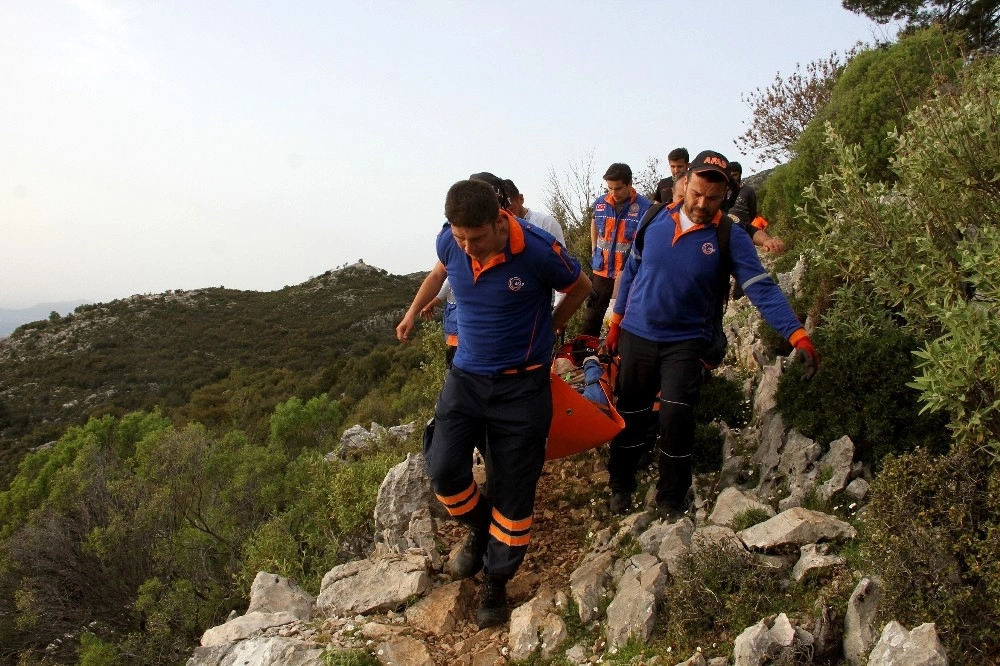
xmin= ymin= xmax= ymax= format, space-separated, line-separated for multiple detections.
xmin=470 ymin=210 xmax=524 ymax=278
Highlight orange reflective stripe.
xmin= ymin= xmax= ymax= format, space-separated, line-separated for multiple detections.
xmin=436 ymin=483 xmax=481 ymax=517
xmin=490 ymin=524 xmax=531 ymax=547
xmin=491 ymin=509 xmax=532 ymax=532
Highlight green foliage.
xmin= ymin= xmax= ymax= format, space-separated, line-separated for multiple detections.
xmin=760 ymin=28 xmax=963 ymax=236
xmin=323 ymin=649 xmax=380 ymax=666
xmin=239 ymin=446 xmax=408 ymax=595
xmin=78 ymin=632 xmax=121 ymax=666
xmin=658 ymin=537 xmax=787 ymax=657
xmin=0 ymin=265 xmax=424 ymax=488
xmin=861 ymin=445 xmax=1000 ymax=660
xmin=269 ymin=394 xmax=345 ymax=455
xmin=730 ymin=507 xmax=772 ymax=532
xmin=799 ymin=54 xmax=1000 ymax=460
xmin=775 ymin=322 xmax=949 ymax=468
xmin=692 ymin=374 xmax=751 ymax=474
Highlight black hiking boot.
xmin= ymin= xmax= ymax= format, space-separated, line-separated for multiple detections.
xmin=609 ymin=491 xmax=632 ymax=515
xmin=450 ymin=528 xmax=488 ymax=579
xmin=476 ymin=575 xmax=509 ymax=628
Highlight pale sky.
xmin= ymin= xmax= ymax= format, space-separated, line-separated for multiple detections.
xmin=0 ymin=1 xmax=895 ymax=308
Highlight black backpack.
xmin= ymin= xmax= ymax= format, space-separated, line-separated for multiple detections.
xmin=630 ymin=202 xmax=733 ymax=368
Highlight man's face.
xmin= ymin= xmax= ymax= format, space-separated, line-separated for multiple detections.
xmin=668 ymin=159 xmax=688 ymax=178
xmin=507 ymin=193 xmax=527 ymax=218
xmin=729 ymin=169 xmax=742 ymax=187
xmin=605 ymin=179 xmax=632 ymax=204
xmin=673 ymin=174 xmax=687 ymax=200
xmin=683 ymin=172 xmax=728 ymax=225
xmin=451 ymin=216 xmax=507 ymax=264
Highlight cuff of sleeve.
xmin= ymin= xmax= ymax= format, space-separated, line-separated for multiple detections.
xmin=789 ymin=328 xmax=808 ymax=347
xmin=610 ymin=312 xmax=623 ymax=325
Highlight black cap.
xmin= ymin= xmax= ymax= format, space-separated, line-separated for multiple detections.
xmin=469 ymin=172 xmax=511 ymax=209
xmin=688 ymin=150 xmax=732 ymax=183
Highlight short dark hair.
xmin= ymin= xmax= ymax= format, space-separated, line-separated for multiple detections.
xmin=469 ymin=172 xmax=511 ymax=209
xmin=668 ymin=147 xmax=689 ymax=162
xmin=729 ymin=161 xmax=743 ymax=175
xmin=501 ymin=178 xmax=520 ymax=198
xmin=445 ymin=180 xmax=500 ymax=228
xmin=603 ymin=163 xmax=632 ymax=184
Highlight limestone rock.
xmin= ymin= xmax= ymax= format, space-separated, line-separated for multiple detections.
xmin=246 ymin=572 xmax=313 ymax=621
xmin=708 ymin=487 xmax=775 ymax=529
xmin=375 ymin=635 xmax=434 ymax=666
xmin=404 ymin=579 xmax=475 ymax=635
xmin=867 ymin=621 xmax=948 ymax=666
xmin=199 ymin=612 xmax=299 ymax=648
xmin=508 ymin=585 xmax=569 ymax=661
xmin=569 ymin=550 xmax=614 ymax=623
xmin=791 ymin=543 xmax=846 ymax=582
xmin=187 ymin=636 xmax=325 ymax=666
xmin=316 ymin=553 xmax=431 ymax=616
xmin=844 ymin=577 xmax=882 ymax=666
xmin=737 ymin=507 xmax=857 ymax=551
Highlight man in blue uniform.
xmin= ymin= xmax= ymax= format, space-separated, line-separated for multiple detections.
xmin=603 ymin=150 xmax=819 ymax=518
xmin=396 ymin=178 xmax=591 ymax=628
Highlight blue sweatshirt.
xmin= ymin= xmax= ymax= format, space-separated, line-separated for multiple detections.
xmin=613 ymin=202 xmax=804 ymax=343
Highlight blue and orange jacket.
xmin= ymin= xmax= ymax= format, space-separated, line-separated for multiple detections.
xmin=612 ymin=202 xmax=805 ymax=344
xmin=437 ymin=211 xmax=582 ymax=375
xmin=590 ymin=190 xmax=652 ymax=278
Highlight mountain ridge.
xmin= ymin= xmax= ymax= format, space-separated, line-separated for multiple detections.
xmin=0 ymin=262 xmax=425 ymax=488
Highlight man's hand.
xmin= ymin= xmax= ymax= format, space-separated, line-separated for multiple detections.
xmin=418 ymin=298 xmax=440 ymax=320
xmin=396 ymin=314 xmax=417 ymax=343
xmin=762 ymin=237 xmax=786 ymax=254
xmin=602 ymin=318 xmax=622 ymax=356
xmin=793 ymin=335 xmax=819 ymax=380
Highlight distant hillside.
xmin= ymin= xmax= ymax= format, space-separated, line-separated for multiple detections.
xmin=0 ymin=301 xmax=88 ymax=339
xmin=0 ymin=263 xmax=423 ymax=488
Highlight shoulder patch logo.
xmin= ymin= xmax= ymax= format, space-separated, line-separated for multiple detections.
xmin=702 ymin=242 xmax=716 ymax=255
xmin=596 ymin=203 xmax=606 ymax=212
xmin=508 ymin=277 xmax=525 ymax=291
xmin=629 ymin=203 xmax=639 ymax=215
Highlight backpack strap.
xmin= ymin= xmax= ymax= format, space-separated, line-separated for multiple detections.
xmin=714 ymin=214 xmax=734 ymax=318
xmin=629 ymin=201 xmax=670 ymax=263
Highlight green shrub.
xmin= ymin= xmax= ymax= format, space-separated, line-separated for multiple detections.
xmin=775 ymin=322 xmax=949 ymax=468
xmin=692 ymin=374 xmax=751 ymax=474
xmin=730 ymin=507 xmax=771 ymax=532
xmin=659 ymin=536 xmax=787 ymax=657
xmin=861 ymin=445 xmax=1000 ymax=660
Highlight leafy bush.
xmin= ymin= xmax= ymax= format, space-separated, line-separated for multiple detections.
xmin=799 ymin=53 xmax=1000 ymax=460
xmin=692 ymin=374 xmax=751 ymax=474
xmin=659 ymin=537 xmax=787 ymax=656
xmin=861 ymin=445 xmax=1000 ymax=660
xmin=775 ymin=322 xmax=949 ymax=468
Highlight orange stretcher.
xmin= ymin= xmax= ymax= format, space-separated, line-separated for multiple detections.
xmin=546 ymin=335 xmax=625 ymax=460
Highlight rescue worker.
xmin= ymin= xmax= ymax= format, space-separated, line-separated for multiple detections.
xmin=580 ymin=163 xmax=652 ymax=338
xmin=396 ymin=178 xmax=591 ymax=628
xmin=652 ymin=147 xmax=690 ymax=204
xmin=603 ymin=150 xmax=819 ymax=518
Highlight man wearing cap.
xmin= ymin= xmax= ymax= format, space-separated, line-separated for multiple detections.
xmin=723 ymin=161 xmax=786 ymax=255
xmin=396 ymin=178 xmax=591 ymax=628
xmin=581 ymin=163 xmax=653 ymax=338
xmin=602 ymin=150 xmax=819 ymax=518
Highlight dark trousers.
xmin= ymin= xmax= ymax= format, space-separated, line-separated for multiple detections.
xmin=580 ymin=273 xmax=615 ymax=338
xmin=608 ymin=331 xmax=705 ymax=507
xmin=424 ymin=366 xmax=551 ymax=579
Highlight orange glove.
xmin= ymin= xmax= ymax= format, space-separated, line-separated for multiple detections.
xmin=791 ymin=333 xmax=819 ymax=380
xmin=602 ymin=314 xmax=622 ymax=356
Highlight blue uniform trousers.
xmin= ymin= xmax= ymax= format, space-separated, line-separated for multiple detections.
xmin=425 ymin=365 xmax=551 ymax=579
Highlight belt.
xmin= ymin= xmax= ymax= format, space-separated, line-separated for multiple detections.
xmin=499 ymin=363 xmax=544 ymax=375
